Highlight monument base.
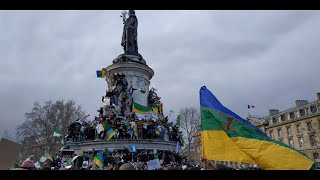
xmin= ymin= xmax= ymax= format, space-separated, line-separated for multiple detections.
xmin=113 ymin=54 xmax=146 ymax=65
xmin=66 ymin=139 xmax=177 ymax=152
xmin=105 ymin=62 xmax=154 ymax=107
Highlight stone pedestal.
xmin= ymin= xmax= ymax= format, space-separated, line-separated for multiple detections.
xmin=105 ymin=62 xmax=154 ymax=107
xmin=67 ymin=139 xmax=177 ymax=152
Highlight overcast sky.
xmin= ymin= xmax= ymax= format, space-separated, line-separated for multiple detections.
xmin=1 ymin=10 xmax=320 ymax=139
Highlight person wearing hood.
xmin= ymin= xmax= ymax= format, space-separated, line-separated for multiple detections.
xmin=21 ymin=155 xmax=35 ymax=170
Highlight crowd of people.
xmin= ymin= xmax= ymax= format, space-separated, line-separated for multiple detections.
xmin=67 ymin=113 xmax=183 ymax=144
xmin=65 ymin=72 xmax=180 ymax=144
xmin=16 ymin=73 xmax=187 ymax=171
xmin=18 ymin=151 xmax=265 ymax=170
xmin=18 ymin=148 xmax=191 ymax=170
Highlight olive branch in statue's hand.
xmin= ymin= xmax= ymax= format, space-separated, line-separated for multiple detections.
xmin=120 ymin=11 xmax=128 ymax=23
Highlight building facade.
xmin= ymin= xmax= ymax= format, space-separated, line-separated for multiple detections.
xmin=248 ymin=92 xmax=320 ymax=165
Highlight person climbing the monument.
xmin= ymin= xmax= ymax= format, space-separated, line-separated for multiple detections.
xmin=97 ymin=107 xmax=104 ymax=118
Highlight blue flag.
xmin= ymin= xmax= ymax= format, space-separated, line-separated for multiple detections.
xmin=130 ymin=144 xmax=136 ymax=152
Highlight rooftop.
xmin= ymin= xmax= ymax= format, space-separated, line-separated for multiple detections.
xmin=263 ymin=99 xmax=319 ymax=119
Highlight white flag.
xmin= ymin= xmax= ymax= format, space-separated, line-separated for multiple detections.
xmin=72 ymin=156 xmax=79 ymax=162
xmin=96 ymin=124 xmax=105 ymax=134
xmin=35 ymin=161 xmax=41 ymax=169
xmin=39 ymin=156 xmax=47 ymax=162
xmin=82 ymin=161 xmax=89 ymax=168
xmin=53 ymin=128 xmax=62 ymax=137
xmin=147 ymin=159 xmax=161 ymax=170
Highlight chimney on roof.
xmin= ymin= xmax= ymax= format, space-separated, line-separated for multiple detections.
xmin=317 ymin=92 xmax=320 ymax=101
xmin=269 ymin=109 xmax=279 ymax=116
xmin=295 ymin=100 xmax=308 ymax=107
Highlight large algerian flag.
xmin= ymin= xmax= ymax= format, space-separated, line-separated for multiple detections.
xmin=132 ymin=102 xmax=158 ymax=120
xmin=200 ymin=86 xmax=316 ymax=170
xmin=53 ymin=128 xmax=62 ymax=137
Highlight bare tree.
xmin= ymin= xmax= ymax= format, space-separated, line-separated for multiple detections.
xmin=179 ymin=107 xmax=201 ymax=160
xmin=2 ymin=129 xmax=11 ymax=140
xmin=16 ymin=100 xmax=86 ymax=160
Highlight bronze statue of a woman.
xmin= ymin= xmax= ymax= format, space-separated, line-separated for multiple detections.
xmin=121 ymin=10 xmax=139 ymax=55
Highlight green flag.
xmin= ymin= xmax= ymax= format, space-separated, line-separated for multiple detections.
xmin=12 ymin=163 xmax=20 ymax=169
xmin=66 ymin=158 xmax=72 ymax=166
xmin=154 ymin=154 xmax=159 ymax=159
xmin=53 ymin=128 xmax=62 ymax=137
xmin=104 ymin=122 xmax=111 ymax=130
xmin=104 ymin=147 xmax=110 ymax=155
xmin=176 ymin=115 xmax=181 ymax=126
xmin=123 ymin=121 xmax=130 ymax=127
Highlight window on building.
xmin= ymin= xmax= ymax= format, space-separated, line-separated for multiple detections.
xmin=290 ymin=112 xmax=295 ymax=119
xmin=278 ymin=129 xmax=282 ymax=137
xmin=299 ymin=109 xmax=305 ymax=117
xmin=310 ymin=135 xmax=316 ymax=146
xmin=299 ymin=137 xmax=304 ymax=148
xmin=269 ymin=130 xmax=274 ymax=139
xmin=280 ymin=114 xmax=285 ymax=121
xmin=307 ymin=122 xmax=312 ymax=131
xmin=287 ymin=126 xmax=291 ymax=136
xmin=310 ymin=106 xmax=317 ymax=114
xmin=272 ymin=118 xmax=278 ymax=124
xmin=313 ymin=153 xmax=319 ymax=161
xmin=296 ymin=124 xmax=301 ymax=133
xmin=288 ymin=138 xmax=294 ymax=148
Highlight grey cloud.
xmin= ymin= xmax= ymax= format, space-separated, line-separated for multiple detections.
xmin=1 ymin=10 xmax=320 ymax=137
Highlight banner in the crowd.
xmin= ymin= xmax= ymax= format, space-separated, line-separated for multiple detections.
xmin=39 ymin=156 xmax=47 ymax=162
xmin=133 ymin=102 xmax=158 ymax=120
xmin=0 ymin=138 xmax=22 ymax=170
xmin=34 ymin=162 xmax=41 ymax=169
xmin=82 ymin=161 xmax=89 ymax=169
xmin=146 ymin=159 xmax=161 ymax=170
xmin=135 ymin=113 xmax=158 ymax=120
xmin=96 ymin=124 xmax=105 ymax=134
xmin=129 ymin=144 xmax=136 ymax=152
